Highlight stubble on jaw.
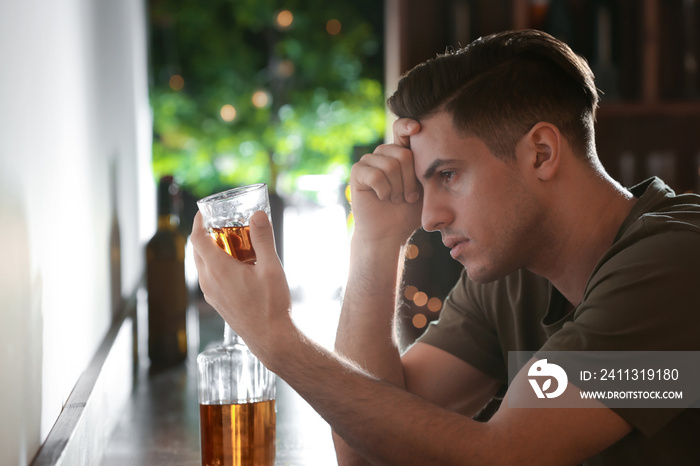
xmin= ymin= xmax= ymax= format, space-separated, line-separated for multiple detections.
xmin=459 ymin=178 xmax=551 ymax=285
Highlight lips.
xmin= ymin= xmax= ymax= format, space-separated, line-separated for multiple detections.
xmin=444 ymin=237 xmax=469 ymax=259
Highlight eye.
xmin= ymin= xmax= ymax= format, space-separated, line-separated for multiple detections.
xmin=440 ymin=170 xmax=456 ymax=183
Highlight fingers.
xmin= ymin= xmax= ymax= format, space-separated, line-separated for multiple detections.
xmin=382 ymin=118 xmax=421 ymax=203
xmin=191 ymin=211 xmax=206 ymax=246
xmin=191 ymin=212 xmax=228 ymax=300
xmin=390 ymin=139 xmax=421 ymax=204
xmin=190 ymin=212 xmax=223 ymax=264
xmin=362 ymin=151 xmax=407 ymax=204
xmin=250 ymin=211 xmax=280 ymax=267
xmin=353 ymin=144 xmax=420 ymax=204
xmin=392 ymin=118 xmax=420 ymax=148
xmin=190 ymin=212 xmax=208 ymax=274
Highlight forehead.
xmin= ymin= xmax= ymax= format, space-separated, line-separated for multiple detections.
xmin=410 ymin=112 xmax=488 ymax=177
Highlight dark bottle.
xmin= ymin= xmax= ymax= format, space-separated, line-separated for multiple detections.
xmin=146 ymin=176 xmax=188 ymax=367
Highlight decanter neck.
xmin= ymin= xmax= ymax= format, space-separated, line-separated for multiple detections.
xmin=223 ymin=323 xmax=242 ymax=347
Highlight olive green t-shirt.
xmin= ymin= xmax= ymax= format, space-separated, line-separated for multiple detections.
xmin=418 ymin=177 xmax=700 ymax=465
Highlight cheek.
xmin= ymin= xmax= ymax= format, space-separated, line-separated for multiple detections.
xmin=496 ymin=185 xmax=543 ymax=251
xmin=453 ymin=186 xmax=497 ymax=231
xmin=468 ymin=179 xmax=527 ymax=241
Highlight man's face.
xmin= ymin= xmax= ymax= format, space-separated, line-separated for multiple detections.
xmin=411 ymin=112 xmax=545 ymax=283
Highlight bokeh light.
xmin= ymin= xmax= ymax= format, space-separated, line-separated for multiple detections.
xmin=326 ymin=19 xmax=342 ymax=35
xmin=405 ymin=244 xmax=419 ymax=259
xmin=412 ymin=314 xmax=427 ymax=329
xmin=427 ymin=297 xmax=443 ymax=313
xmin=404 ymin=285 xmax=418 ymax=300
xmin=220 ymin=104 xmax=237 ymax=122
xmin=277 ymin=10 xmax=293 ymax=28
xmin=277 ymin=59 xmax=295 ymax=77
xmin=413 ymin=291 xmax=428 ymax=307
xmin=169 ymin=74 xmax=184 ymax=91
xmin=252 ymin=90 xmax=270 ymax=108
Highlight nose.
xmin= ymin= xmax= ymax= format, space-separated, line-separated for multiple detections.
xmin=421 ymin=189 xmax=452 ymax=232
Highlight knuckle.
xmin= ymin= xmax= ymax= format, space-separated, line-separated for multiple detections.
xmin=367 ymin=169 xmax=388 ymax=189
xmin=359 ymin=152 xmax=374 ymax=163
xmin=350 ymin=160 xmax=365 ymax=178
xmin=372 ymin=144 xmax=392 ymax=155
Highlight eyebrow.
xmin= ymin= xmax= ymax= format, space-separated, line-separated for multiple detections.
xmin=422 ymin=158 xmax=460 ymax=180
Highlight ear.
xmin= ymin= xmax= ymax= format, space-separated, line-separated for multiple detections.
xmin=521 ymin=122 xmax=561 ymax=181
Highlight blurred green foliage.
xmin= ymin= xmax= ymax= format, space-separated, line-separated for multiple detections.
xmin=149 ymin=0 xmax=385 ymax=197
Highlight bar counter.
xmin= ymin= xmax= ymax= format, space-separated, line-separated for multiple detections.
xmin=101 ymin=297 xmax=339 ymax=465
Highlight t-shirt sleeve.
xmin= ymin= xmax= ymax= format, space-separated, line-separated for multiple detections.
xmin=417 ymin=270 xmax=508 ymax=383
xmin=539 ymin=229 xmax=700 ymax=436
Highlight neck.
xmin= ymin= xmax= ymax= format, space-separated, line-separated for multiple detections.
xmin=530 ymin=171 xmax=636 ymax=306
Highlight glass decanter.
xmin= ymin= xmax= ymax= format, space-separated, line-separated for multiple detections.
xmin=197 ymin=323 xmax=276 ymax=466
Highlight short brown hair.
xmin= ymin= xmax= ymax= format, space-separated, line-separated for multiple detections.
xmin=387 ymin=30 xmax=599 ymax=161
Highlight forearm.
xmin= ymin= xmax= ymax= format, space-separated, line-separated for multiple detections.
xmin=333 ymin=235 xmax=410 ymax=465
xmin=335 ymin=120 xmax=422 ymax=385
xmin=271 ymin=328 xmax=490 ymax=465
xmin=254 ymin=322 xmax=625 ymax=466
xmin=335 ymin=234 xmax=408 ymax=386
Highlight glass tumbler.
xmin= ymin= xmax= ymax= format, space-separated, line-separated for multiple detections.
xmin=196 ymin=184 xmax=277 ymax=466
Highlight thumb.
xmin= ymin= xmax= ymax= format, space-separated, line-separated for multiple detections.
xmin=250 ymin=210 xmax=278 ymax=265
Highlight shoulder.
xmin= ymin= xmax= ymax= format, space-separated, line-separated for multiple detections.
xmin=568 ymin=229 xmax=700 ymax=351
xmin=623 ymin=177 xmax=700 ymax=240
xmin=592 ymin=181 xmax=700 ymax=293
xmin=593 ymin=224 xmax=700 ymax=288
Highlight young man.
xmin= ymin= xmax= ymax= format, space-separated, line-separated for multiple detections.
xmin=192 ymin=30 xmax=700 ymax=464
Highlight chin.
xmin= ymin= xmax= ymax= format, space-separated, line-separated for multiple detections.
xmin=462 ymin=260 xmax=508 ymax=284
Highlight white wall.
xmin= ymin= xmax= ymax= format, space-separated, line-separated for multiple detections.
xmin=0 ymin=0 xmax=152 ymax=463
